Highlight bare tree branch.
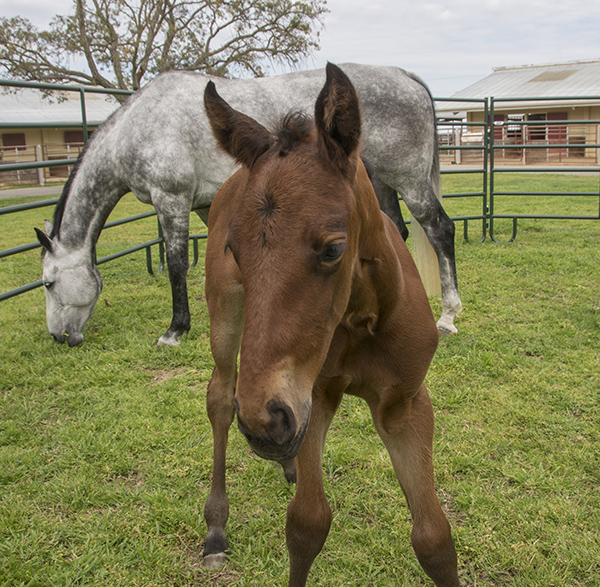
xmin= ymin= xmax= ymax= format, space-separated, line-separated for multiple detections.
xmin=74 ymin=0 xmax=115 ymax=88
xmin=0 ymin=0 xmax=327 ymax=96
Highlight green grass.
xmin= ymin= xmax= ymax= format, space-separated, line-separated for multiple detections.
xmin=1 ymin=177 xmax=600 ymax=585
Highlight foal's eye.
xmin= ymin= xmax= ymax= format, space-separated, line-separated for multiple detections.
xmin=44 ymin=281 xmax=54 ymax=290
xmin=319 ymin=242 xmax=346 ymax=264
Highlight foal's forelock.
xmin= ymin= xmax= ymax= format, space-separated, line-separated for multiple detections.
xmin=272 ymin=112 xmax=313 ymax=157
xmin=241 ymin=111 xmax=332 ymax=250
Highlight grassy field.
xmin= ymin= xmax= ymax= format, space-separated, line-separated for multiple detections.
xmin=1 ymin=175 xmax=599 ymax=586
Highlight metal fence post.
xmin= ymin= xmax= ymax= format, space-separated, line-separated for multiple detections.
xmin=36 ymin=145 xmax=44 ymax=186
xmin=79 ymin=88 xmax=89 ymax=143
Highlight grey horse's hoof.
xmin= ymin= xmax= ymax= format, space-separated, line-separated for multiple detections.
xmin=436 ymin=318 xmax=458 ymax=337
xmin=156 ymin=334 xmax=181 ymax=348
xmin=204 ymin=552 xmax=228 ymax=569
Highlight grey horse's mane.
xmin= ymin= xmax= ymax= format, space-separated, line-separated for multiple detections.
xmin=50 ymin=142 xmax=92 ymax=239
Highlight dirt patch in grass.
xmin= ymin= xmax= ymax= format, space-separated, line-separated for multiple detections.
xmin=140 ymin=366 xmax=199 ymax=385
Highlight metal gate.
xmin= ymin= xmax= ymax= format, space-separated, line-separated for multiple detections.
xmin=437 ymin=95 xmax=600 ymax=243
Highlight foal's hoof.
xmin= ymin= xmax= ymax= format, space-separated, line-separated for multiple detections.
xmin=204 ymin=552 xmax=228 ymax=569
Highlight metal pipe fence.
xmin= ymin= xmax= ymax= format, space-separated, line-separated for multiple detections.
xmin=435 ymin=94 xmax=600 ymax=243
xmin=2 ymin=81 xmax=599 ymax=301
xmin=435 ymin=96 xmax=489 ymax=242
xmin=0 ymin=79 xmax=207 ymax=302
xmin=488 ymin=95 xmax=600 ymax=242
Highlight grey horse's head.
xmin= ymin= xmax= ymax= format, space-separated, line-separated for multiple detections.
xmin=35 ymin=221 xmax=103 ymax=347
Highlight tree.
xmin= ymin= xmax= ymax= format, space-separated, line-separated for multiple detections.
xmin=0 ymin=0 xmax=327 ymax=97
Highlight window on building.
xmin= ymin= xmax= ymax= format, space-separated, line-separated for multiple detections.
xmin=2 ymin=133 xmax=27 ymax=151
xmin=64 ymin=130 xmax=85 ymax=146
xmin=506 ymin=114 xmax=524 ymax=143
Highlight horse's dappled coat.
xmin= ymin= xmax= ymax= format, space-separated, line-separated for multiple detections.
xmin=35 ymin=63 xmax=461 ymax=347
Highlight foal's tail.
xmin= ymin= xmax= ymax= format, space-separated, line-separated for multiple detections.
xmin=406 ymin=73 xmax=443 ymax=297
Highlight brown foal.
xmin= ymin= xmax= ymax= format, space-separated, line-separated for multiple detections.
xmin=201 ymin=63 xmax=460 ymax=586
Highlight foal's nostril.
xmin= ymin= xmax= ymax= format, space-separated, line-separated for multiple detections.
xmin=266 ymin=400 xmax=297 ymax=446
xmin=236 ymin=398 xmax=303 ymax=460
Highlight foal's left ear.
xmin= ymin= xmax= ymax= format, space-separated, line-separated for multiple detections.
xmin=204 ymin=81 xmax=272 ymax=169
xmin=314 ymin=63 xmax=361 ymax=177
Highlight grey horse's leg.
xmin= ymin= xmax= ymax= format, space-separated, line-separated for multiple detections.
xmin=362 ymin=160 xmax=409 ymax=241
xmin=194 ymin=207 xmax=210 ymax=227
xmin=372 ymin=179 xmax=409 ymax=241
xmin=400 ymin=184 xmax=462 ymax=335
xmin=154 ymin=196 xmax=192 ymax=347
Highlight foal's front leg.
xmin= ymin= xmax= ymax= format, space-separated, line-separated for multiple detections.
xmin=202 ymin=278 xmax=243 ymax=567
xmin=371 ymin=384 xmax=460 ymax=587
xmin=203 ymin=365 xmax=236 ymax=568
xmin=286 ymin=386 xmax=342 ymax=587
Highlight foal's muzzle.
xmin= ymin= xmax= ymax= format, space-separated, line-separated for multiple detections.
xmin=236 ymin=398 xmax=311 ymax=462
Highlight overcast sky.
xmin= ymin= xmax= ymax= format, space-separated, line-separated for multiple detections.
xmin=1 ymin=0 xmax=599 ymax=96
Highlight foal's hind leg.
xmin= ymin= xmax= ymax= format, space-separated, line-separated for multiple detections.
xmin=370 ymin=385 xmax=459 ymax=586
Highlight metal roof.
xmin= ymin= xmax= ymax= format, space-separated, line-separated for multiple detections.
xmin=0 ymin=87 xmax=119 ymax=125
xmin=437 ymin=59 xmax=600 ymax=114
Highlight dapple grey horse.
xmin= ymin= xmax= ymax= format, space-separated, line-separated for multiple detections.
xmin=35 ymin=63 xmax=461 ymax=347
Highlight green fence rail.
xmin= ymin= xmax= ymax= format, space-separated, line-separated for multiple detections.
xmin=434 ymin=94 xmax=600 ymax=243
xmin=435 ymin=96 xmax=490 ymax=242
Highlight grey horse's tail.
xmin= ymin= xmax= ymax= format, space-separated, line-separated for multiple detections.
xmin=430 ymin=120 xmax=442 ymax=201
xmin=404 ymin=70 xmax=443 ymax=296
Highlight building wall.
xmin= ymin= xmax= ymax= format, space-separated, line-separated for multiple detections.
xmin=1 ymin=127 xmax=91 ymax=153
xmin=1 ymin=126 xmax=96 ymax=186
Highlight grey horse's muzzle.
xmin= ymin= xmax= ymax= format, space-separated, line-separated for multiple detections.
xmin=51 ymin=330 xmax=84 ymax=347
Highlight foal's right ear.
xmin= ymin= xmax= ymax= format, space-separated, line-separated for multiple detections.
xmin=35 ymin=227 xmax=53 ymax=253
xmin=204 ymin=81 xmax=272 ymax=169
xmin=314 ymin=63 xmax=361 ymax=177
